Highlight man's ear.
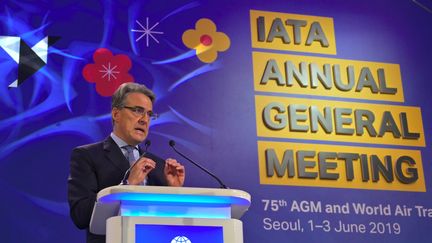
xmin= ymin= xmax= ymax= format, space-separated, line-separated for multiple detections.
xmin=112 ymin=108 xmax=120 ymax=123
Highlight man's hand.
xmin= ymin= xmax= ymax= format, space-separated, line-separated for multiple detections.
xmin=127 ymin=157 xmax=156 ymax=185
xmin=164 ymin=158 xmax=185 ymax=187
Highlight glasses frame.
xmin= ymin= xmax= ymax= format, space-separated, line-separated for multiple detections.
xmin=121 ymin=105 xmax=159 ymax=120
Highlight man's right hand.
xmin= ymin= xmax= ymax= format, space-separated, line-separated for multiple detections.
xmin=127 ymin=157 xmax=156 ymax=185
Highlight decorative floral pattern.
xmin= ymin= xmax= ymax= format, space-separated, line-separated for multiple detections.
xmin=182 ymin=18 xmax=230 ymax=63
xmin=82 ymin=48 xmax=134 ymax=97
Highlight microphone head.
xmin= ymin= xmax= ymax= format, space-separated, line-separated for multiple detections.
xmin=144 ymin=140 xmax=151 ymax=147
xmin=169 ymin=140 xmax=176 ymax=147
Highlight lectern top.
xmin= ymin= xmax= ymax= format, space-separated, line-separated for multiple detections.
xmin=90 ymin=186 xmax=251 ymax=234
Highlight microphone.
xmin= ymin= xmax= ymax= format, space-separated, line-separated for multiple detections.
xmin=169 ymin=140 xmax=228 ymax=189
xmin=143 ymin=140 xmax=151 ymax=152
xmin=121 ymin=140 xmax=151 ymax=185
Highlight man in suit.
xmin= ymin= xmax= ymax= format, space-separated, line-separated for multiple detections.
xmin=68 ymin=82 xmax=185 ymax=243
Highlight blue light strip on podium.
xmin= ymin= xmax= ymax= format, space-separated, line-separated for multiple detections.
xmin=120 ymin=204 xmax=230 ymax=218
xmin=99 ymin=192 xmax=250 ymax=205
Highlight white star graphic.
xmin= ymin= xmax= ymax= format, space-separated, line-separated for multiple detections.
xmin=131 ymin=17 xmax=164 ymax=47
xmin=98 ymin=62 xmax=120 ymax=81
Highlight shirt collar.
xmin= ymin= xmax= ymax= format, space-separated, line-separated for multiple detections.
xmin=110 ymin=132 xmax=138 ymax=150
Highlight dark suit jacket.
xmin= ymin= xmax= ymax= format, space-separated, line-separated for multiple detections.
xmin=67 ymin=136 xmax=167 ymax=243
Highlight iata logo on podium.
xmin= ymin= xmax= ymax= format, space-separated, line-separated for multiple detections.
xmin=171 ymin=236 xmax=192 ymax=243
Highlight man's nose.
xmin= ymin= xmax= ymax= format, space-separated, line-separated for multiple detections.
xmin=138 ymin=117 xmax=148 ymax=124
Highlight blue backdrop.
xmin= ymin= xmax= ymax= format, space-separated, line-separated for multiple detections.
xmin=0 ymin=0 xmax=431 ymax=242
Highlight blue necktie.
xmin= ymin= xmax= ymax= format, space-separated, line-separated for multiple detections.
xmin=123 ymin=145 xmax=147 ymax=185
xmin=123 ymin=145 xmax=136 ymax=166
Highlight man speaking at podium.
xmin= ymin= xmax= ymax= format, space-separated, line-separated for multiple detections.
xmin=68 ymin=82 xmax=186 ymax=243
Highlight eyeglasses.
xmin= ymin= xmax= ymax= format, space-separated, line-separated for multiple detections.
xmin=121 ymin=106 xmax=159 ymax=120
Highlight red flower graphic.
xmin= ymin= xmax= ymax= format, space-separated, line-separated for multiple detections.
xmin=82 ymin=48 xmax=134 ymax=97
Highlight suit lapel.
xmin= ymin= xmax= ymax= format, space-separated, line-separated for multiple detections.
xmin=103 ymin=136 xmax=129 ymax=172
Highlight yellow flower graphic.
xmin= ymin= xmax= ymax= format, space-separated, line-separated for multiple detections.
xmin=182 ymin=18 xmax=230 ymax=63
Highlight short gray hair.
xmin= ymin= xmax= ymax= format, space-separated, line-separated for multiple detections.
xmin=111 ymin=82 xmax=156 ymax=109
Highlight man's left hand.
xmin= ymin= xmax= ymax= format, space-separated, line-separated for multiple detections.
xmin=164 ymin=158 xmax=185 ymax=187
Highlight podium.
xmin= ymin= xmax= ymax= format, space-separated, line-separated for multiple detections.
xmin=89 ymin=185 xmax=251 ymax=243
